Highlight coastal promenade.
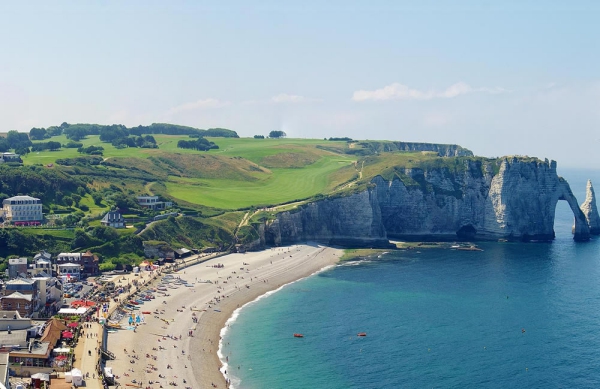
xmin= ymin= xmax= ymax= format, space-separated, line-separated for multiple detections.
xmin=72 ymin=322 xmax=103 ymax=389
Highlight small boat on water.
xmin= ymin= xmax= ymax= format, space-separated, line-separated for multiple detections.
xmin=357 ymin=332 xmax=367 ymax=337
xmin=294 ymin=333 xmax=304 ymax=338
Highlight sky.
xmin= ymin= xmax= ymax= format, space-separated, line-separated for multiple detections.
xmin=0 ymin=1 xmax=599 ymax=168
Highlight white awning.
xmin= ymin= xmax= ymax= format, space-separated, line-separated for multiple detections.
xmin=58 ymin=307 xmax=88 ymax=315
xmin=53 ymin=347 xmax=71 ymax=353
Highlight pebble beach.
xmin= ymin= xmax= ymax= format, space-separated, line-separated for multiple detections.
xmin=104 ymin=244 xmax=343 ymax=388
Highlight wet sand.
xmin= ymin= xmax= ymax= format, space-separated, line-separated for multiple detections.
xmin=105 ymin=243 xmax=343 ymax=388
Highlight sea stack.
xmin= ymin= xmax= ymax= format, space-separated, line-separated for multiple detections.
xmin=580 ymin=180 xmax=600 ymax=235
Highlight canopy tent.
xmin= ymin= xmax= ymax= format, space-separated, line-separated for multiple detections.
xmin=67 ymin=322 xmax=79 ymax=328
xmin=53 ymin=347 xmax=71 ymax=353
xmin=71 ymin=368 xmax=83 ymax=386
xmin=58 ymin=307 xmax=88 ymax=315
xmin=61 ymin=330 xmax=74 ymax=339
xmin=71 ymin=300 xmax=95 ymax=308
xmin=31 ymin=373 xmax=50 ymax=381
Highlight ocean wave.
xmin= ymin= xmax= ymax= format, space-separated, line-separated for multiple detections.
xmin=218 ymin=263 xmax=335 ymax=388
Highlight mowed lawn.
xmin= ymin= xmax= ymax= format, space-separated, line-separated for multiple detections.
xmin=166 ymin=156 xmax=353 ymax=209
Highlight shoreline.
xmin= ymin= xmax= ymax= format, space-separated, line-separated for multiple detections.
xmin=105 ymin=243 xmax=343 ymax=389
xmin=217 ymin=263 xmax=336 ymax=387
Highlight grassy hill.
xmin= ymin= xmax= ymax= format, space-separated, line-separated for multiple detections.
xmin=26 ymin=135 xmax=359 ymax=210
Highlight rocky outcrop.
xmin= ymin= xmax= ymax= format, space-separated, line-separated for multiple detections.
xmin=580 ymin=180 xmax=600 ymax=234
xmin=391 ymin=142 xmax=473 ymax=157
xmin=349 ymin=141 xmax=473 ymax=157
xmin=253 ymin=157 xmax=590 ymax=249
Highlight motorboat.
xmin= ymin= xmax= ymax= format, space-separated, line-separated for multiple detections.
xmin=293 ymin=333 xmax=304 ymax=338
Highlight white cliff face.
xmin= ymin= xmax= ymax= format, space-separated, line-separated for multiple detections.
xmin=258 ymin=157 xmax=590 ymax=248
xmin=580 ymin=180 xmax=600 ymax=234
xmin=264 ymin=190 xmax=389 ymax=247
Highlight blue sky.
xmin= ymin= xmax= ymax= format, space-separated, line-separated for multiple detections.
xmin=0 ymin=1 xmax=598 ymax=167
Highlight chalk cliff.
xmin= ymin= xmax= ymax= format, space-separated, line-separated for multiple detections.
xmin=255 ymin=157 xmax=590 ymax=249
xmin=580 ymin=180 xmax=600 ymax=235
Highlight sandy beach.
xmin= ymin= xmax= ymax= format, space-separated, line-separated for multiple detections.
xmin=105 ymin=243 xmax=343 ymax=388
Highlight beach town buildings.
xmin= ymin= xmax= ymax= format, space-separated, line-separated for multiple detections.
xmin=8 ymin=258 xmax=28 ymax=279
xmin=137 ymin=195 xmax=173 ymax=210
xmin=5 ymin=316 xmax=68 ymax=370
xmin=100 ymin=210 xmax=125 ymax=228
xmin=1 ymin=195 xmax=43 ymax=225
xmin=0 ymin=274 xmax=63 ymax=318
xmin=1 ymin=279 xmax=36 ymax=317
xmin=0 ymin=292 xmax=33 ymax=317
xmin=29 ymin=252 xmax=52 ymax=277
xmin=55 ymin=251 xmax=99 ymax=279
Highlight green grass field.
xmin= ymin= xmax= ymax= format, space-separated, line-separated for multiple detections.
xmin=165 ymin=155 xmax=354 ymax=209
xmin=25 ymin=135 xmax=357 ymax=210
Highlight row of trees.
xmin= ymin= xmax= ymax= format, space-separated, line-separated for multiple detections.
xmin=31 ymin=141 xmax=62 ymax=152
xmin=31 ymin=122 xmax=239 ymax=141
xmin=177 ymin=138 xmax=219 ymax=151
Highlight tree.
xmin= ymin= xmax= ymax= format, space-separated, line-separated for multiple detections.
xmin=29 ymin=128 xmax=47 ymax=140
xmin=47 ymin=141 xmax=61 ymax=150
xmin=269 ymin=130 xmax=286 ymax=138
xmin=7 ymin=130 xmax=32 ymax=149
xmin=71 ymin=194 xmax=82 ymax=206
xmin=89 ymin=225 xmax=119 ymax=242
xmin=63 ymin=196 xmax=74 ymax=207
xmin=254 ymin=135 xmax=265 ymax=139
xmin=15 ymin=147 xmax=29 ymax=156
xmin=0 ymin=138 xmax=9 ymax=152
xmin=92 ymin=192 xmax=103 ymax=205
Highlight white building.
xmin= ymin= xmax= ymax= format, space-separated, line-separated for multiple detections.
xmin=137 ymin=195 xmax=173 ymax=210
xmin=56 ymin=252 xmax=81 ymax=263
xmin=2 ymin=196 xmax=43 ymax=224
xmin=57 ymin=264 xmax=80 ymax=282
xmin=0 ymin=152 xmax=20 ymax=163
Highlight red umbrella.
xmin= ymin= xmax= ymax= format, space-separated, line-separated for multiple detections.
xmin=55 ymin=355 xmax=67 ymax=360
xmin=61 ymin=331 xmax=74 ymax=339
xmin=67 ymin=322 xmax=79 ymax=328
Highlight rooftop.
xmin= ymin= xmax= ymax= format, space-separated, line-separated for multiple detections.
xmin=0 ymin=329 xmax=28 ymax=348
xmin=0 ymin=311 xmax=22 ymax=320
xmin=3 ymin=293 xmax=32 ymax=301
xmin=5 ymin=279 xmax=35 ymax=286
xmin=57 ymin=253 xmax=81 ymax=258
xmin=3 ymin=195 xmax=39 ymax=202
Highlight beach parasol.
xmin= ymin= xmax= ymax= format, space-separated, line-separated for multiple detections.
xmin=61 ymin=331 xmax=74 ymax=339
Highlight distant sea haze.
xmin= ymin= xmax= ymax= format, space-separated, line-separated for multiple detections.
xmin=220 ymin=168 xmax=600 ymax=389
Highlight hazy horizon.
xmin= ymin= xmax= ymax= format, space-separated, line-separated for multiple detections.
xmin=1 ymin=1 xmax=598 ymax=168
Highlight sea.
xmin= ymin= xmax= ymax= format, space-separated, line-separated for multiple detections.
xmin=219 ymin=168 xmax=600 ymax=389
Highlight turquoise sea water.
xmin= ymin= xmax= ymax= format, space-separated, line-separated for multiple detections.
xmin=220 ymin=168 xmax=600 ymax=389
